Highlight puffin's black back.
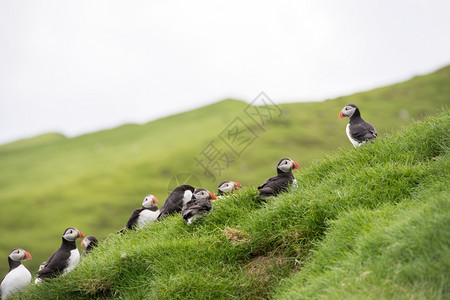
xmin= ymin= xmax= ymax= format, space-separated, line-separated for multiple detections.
xmin=157 ymin=185 xmax=195 ymax=220
xmin=257 ymin=172 xmax=294 ymax=198
xmin=182 ymin=198 xmax=213 ymax=221
xmin=347 ymin=105 xmax=377 ymax=143
xmin=257 ymin=159 xmax=295 ymax=198
xmin=36 ymin=238 xmax=76 ymax=279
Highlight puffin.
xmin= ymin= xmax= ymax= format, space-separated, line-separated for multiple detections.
xmin=35 ymin=227 xmax=84 ymax=280
xmin=182 ymin=188 xmax=216 ymax=224
xmin=120 ymin=195 xmax=160 ymax=232
xmin=217 ymin=181 xmax=242 ymax=197
xmin=339 ymin=103 xmax=377 ymax=147
xmin=0 ymin=248 xmax=32 ymax=300
xmin=256 ymin=158 xmax=299 ymax=199
xmin=157 ymin=185 xmax=195 ymax=220
xmin=81 ymin=235 xmax=98 ymax=256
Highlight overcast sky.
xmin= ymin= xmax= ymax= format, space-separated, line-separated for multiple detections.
xmin=0 ymin=0 xmax=449 ymax=144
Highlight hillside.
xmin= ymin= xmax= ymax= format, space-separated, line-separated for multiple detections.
xmin=0 ymin=66 xmax=449 ymax=278
xmin=17 ymin=110 xmax=450 ymax=299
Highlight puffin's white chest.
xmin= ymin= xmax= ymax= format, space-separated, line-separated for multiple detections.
xmin=63 ymin=249 xmax=80 ymax=275
xmin=346 ymin=124 xmax=361 ymax=147
xmin=137 ymin=209 xmax=160 ymax=227
xmin=0 ymin=264 xmax=31 ymax=299
xmin=291 ymin=179 xmax=298 ymax=190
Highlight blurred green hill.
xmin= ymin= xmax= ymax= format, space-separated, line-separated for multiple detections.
xmin=0 ymin=65 xmax=449 ymax=276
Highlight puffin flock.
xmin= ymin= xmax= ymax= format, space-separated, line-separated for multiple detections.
xmin=1 ymin=104 xmax=376 ymax=299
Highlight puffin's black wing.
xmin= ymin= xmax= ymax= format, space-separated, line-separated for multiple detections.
xmin=36 ymin=249 xmax=70 ymax=278
xmin=158 ymin=185 xmax=195 ymax=220
xmin=257 ymin=176 xmax=277 ymax=190
xmin=182 ymin=199 xmax=212 ymax=220
xmin=40 ymin=250 xmax=58 ymax=269
xmin=257 ymin=174 xmax=293 ymax=198
xmin=349 ymin=121 xmax=377 ymax=143
xmin=157 ymin=196 xmax=182 ymax=220
xmin=126 ymin=208 xmax=144 ymax=229
xmin=258 ymin=176 xmax=290 ymax=192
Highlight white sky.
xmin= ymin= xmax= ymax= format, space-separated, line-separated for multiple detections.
xmin=0 ymin=0 xmax=449 ymax=144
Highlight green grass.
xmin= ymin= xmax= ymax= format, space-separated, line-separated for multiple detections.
xmin=14 ymin=109 xmax=450 ymax=299
xmin=275 ymin=184 xmax=450 ymax=299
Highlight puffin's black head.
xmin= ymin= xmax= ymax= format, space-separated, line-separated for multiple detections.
xmin=81 ymin=235 xmax=98 ymax=248
xmin=142 ymin=194 xmax=158 ymax=208
xmin=8 ymin=248 xmax=32 ymax=262
xmin=339 ymin=104 xmax=360 ymax=119
xmin=277 ymin=158 xmax=300 ymax=173
xmin=193 ymin=188 xmax=217 ymax=201
xmin=217 ymin=181 xmax=242 ymax=195
xmin=62 ymin=227 xmax=84 ymax=242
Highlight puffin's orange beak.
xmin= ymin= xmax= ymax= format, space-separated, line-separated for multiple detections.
xmin=339 ymin=110 xmax=346 ymax=119
xmin=77 ymin=230 xmax=85 ymax=239
xmin=209 ymin=192 xmax=217 ymax=201
xmin=153 ymin=196 xmax=159 ymax=204
xmin=23 ymin=250 xmax=32 ymax=261
xmin=292 ymin=161 xmax=300 ymax=169
xmin=81 ymin=238 xmax=86 ymax=247
xmin=234 ymin=182 xmax=242 ymax=188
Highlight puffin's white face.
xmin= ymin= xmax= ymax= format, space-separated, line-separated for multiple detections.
xmin=218 ymin=181 xmax=241 ymax=193
xmin=9 ymin=248 xmax=32 ymax=262
xmin=81 ymin=236 xmax=98 ymax=248
xmin=62 ymin=227 xmax=84 ymax=241
xmin=193 ymin=189 xmax=216 ymax=201
xmin=142 ymin=195 xmax=158 ymax=208
xmin=81 ymin=238 xmax=90 ymax=248
xmin=277 ymin=158 xmax=300 ymax=173
xmin=340 ymin=105 xmax=357 ymax=118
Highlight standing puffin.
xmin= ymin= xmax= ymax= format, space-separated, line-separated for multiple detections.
xmin=35 ymin=227 xmax=84 ymax=279
xmin=217 ymin=181 xmax=242 ymax=197
xmin=182 ymin=188 xmax=216 ymax=224
xmin=81 ymin=235 xmax=98 ymax=256
xmin=120 ymin=195 xmax=160 ymax=232
xmin=0 ymin=248 xmax=32 ymax=300
xmin=157 ymin=185 xmax=195 ymax=220
xmin=339 ymin=104 xmax=377 ymax=147
xmin=256 ymin=158 xmax=299 ymax=199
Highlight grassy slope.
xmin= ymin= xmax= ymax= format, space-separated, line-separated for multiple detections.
xmin=17 ymin=109 xmax=449 ymax=299
xmin=0 ymin=66 xmax=449 ymax=277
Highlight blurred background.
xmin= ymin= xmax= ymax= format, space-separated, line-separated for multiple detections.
xmin=0 ymin=0 xmax=449 ymax=276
